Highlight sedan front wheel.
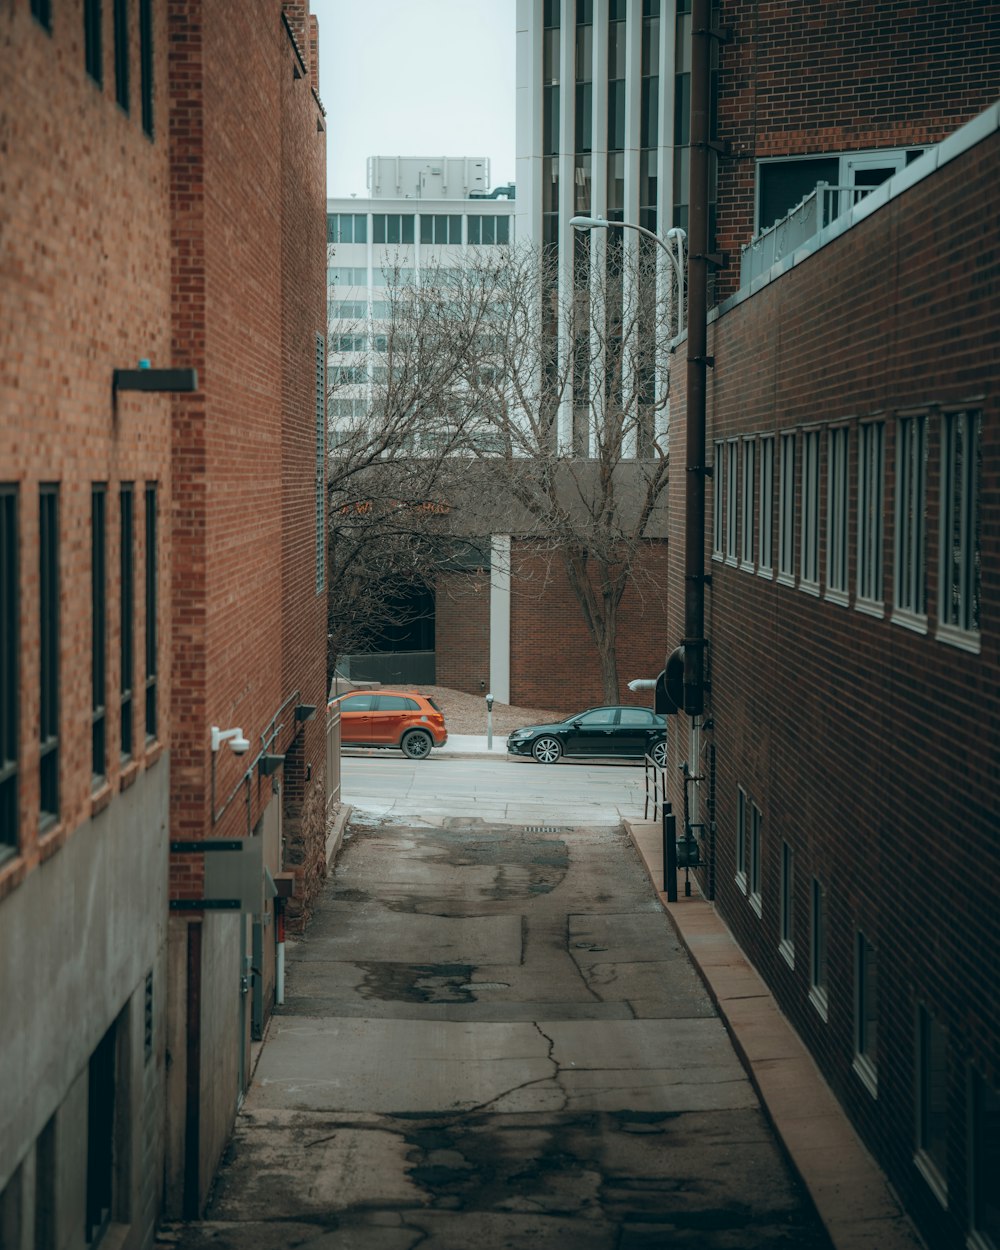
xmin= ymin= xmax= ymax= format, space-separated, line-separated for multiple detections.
xmin=650 ymin=739 xmax=667 ymax=768
xmin=532 ymin=736 xmax=563 ymax=764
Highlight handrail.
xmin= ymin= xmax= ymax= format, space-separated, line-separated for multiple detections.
xmin=643 ymin=753 xmax=667 ymax=821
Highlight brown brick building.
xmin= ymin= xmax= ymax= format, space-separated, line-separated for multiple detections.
xmin=663 ymin=107 xmax=999 ymax=1250
xmin=1 ymin=0 xmax=327 ymax=1239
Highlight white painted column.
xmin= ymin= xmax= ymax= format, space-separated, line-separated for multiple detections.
xmin=489 ymin=534 xmax=512 ymax=704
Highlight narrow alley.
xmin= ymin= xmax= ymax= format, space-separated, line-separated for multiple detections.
xmin=161 ymin=814 xmax=831 ymax=1248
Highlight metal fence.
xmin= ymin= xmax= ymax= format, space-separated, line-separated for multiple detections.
xmin=740 ymin=183 xmax=874 ymax=287
xmin=325 ymin=701 xmax=341 ymax=817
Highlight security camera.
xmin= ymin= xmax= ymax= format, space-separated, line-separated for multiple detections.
xmin=228 ymin=734 xmax=251 ymax=756
xmin=211 ymin=725 xmax=251 ymax=755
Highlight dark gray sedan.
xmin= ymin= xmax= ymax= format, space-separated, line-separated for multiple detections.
xmin=507 ymin=706 xmax=668 ymax=765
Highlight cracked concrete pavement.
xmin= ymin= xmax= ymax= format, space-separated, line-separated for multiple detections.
xmin=161 ymin=816 xmax=832 ymax=1249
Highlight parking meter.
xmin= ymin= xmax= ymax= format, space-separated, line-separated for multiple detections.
xmin=485 ymin=693 xmax=495 ymax=711
xmin=485 ymin=692 xmax=495 ymax=749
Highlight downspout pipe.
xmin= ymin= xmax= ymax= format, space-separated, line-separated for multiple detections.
xmin=683 ymin=0 xmax=712 ymax=717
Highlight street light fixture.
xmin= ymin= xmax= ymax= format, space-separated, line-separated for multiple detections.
xmin=569 ymin=215 xmax=686 ymax=334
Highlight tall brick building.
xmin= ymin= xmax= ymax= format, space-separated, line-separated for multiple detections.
xmin=662 ymin=104 xmax=999 ymax=1250
xmin=1 ymin=0 xmax=327 ymax=1239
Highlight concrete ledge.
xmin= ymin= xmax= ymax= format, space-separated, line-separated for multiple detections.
xmin=623 ymin=818 xmax=926 ymax=1250
xmin=325 ymin=803 xmax=352 ymax=869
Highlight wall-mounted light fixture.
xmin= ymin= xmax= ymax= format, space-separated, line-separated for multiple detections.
xmin=294 ymin=704 xmax=317 ymax=722
xmin=258 ymin=753 xmax=285 ymax=777
xmin=211 ymin=726 xmax=250 ymax=755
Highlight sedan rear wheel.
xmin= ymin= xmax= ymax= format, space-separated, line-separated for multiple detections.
xmin=651 ymin=739 xmax=667 ymax=768
xmin=532 ymin=736 xmax=562 ymax=764
xmin=401 ymin=729 xmax=433 ymax=760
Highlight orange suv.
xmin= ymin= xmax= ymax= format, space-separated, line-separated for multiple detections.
xmin=330 ymin=690 xmax=448 ymax=760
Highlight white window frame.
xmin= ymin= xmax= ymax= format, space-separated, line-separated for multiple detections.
xmin=938 ymin=410 xmax=981 ymax=651
xmin=758 ymin=435 xmax=774 ymax=577
xmin=856 ymin=420 xmax=885 ymax=614
xmin=778 ymin=432 xmax=796 ymax=583
xmin=748 ymin=801 xmax=762 ymax=917
xmin=893 ymin=413 xmax=927 ymax=628
xmin=740 ymin=438 xmax=756 ymax=570
xmin=779 ymin=841 xmax=794 ymax=969
xmin=725 ymin=439 xmax=739 ymax=564
xmin=800 ymin=429 xmax=820 ymax=591
xmin=914 ymin=1005 xmax=949 ymax=1205
xmin=809 ymin=877 xmax=828 ymax=1020
xmin=712 ymin=439 xmax=724 ymax=559
xmin=735 ymin=786 xmax=747 ymax=893
xmin=853 ymin=931 xmax=878 ymax=1097
xmin=826 ymin=425 xmax=849 ymax=601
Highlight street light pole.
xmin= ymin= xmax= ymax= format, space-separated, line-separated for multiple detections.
xmin=569 ymin=215 xmax=687 ymax=334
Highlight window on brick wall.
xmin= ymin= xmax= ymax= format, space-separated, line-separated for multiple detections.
xmin=939 ymin=410 xmax=981 ymax=643
xmin=140 ymin=0 xmax=154 ymax=136
xmin=759 ymin=435 xmax=774 ymax=575
xmin=92 ymin=485 xmax=107 ymax=785
xmin=854 ymin=931 xmax=878 ymax=1096
xmin=144 ymin=484 xmax=158 ymax=741
xmin=915 ymin=1005 xmax=949 ymax=1204
xmin=748 ymin=801 xmax=762 ymax=917
xmin=113 ymin=0 xmax=129 ymax=112
xmin=969 ymin=1070 xmax=1000 ymax=1249
xmin=857 ymin=421 xmax=884 ymax=609
xmin=779 ymin=841 xmax=794 ymax=968
xmin=31 ymin=0 xmax=52 ymax=31
xmin=894 ymin=414 xmax=927 ymax=622
xmin=120 ymin=485 xmax=134 ymax=760
xmin=735 ymin=786 xmax=748 ymax=892
xmin=809 ymin=877 xmax=828 ymax=1020
xmin=826 ymin=425 xmax=849 ymax=600
xmin=725 ymin=440 xmax=738 ymax=563
xmin=84 ymin=0 xmax=103 ymax=85
xmin=39 ymin=485 xmax=60 ymax=827
xmin=712 ymin=440 xmax=724 ymax=558
xmin=778 ymin=432 xmax=796 ymax=582
xmin=316 ymin=335 xmax=326 ymax=595
xmin=800 ymin=429 xmax=820 ymax=589
xmin=0 ymin=485 xmax=18 ymax=860
xmin=741 ymin=438 xmax=756 ymax=569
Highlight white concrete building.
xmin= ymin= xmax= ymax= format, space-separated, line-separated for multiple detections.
xmin=326 ymin=157 xmax=516 ymax=447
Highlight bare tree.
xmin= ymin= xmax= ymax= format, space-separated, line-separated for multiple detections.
xmin=391 ymin=241 xmax=674 ymax=701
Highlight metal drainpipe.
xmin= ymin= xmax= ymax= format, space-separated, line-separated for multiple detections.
xmin=683 ymin=0 xmax=712 ymax=717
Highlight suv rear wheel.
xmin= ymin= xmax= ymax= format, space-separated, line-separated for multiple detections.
xmin=401 ymin=729 xmax=433 ymax=760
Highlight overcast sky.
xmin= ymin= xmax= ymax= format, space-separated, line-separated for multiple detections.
xmin=316 ymin=0 xmax=517 ymax=200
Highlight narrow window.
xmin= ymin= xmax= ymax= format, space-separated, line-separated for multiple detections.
xmin=894 ymin=414 xmax=927 ymax=618
xmin=31 ymin=0 xmax=52 ymax=31
xmin=114 ymin=0 xmax=129 ymax=112
xmin=969 ymin=1071 xmax=1000 ymax=1247
xmin=749 ymin=802 xmax=762 ymax=915
xmin=39 ymin=485 xmax=60 ymax=826
xmin=779 ymin=432 xmax=796 ymax=580
xmin=92 ymin=486 xmax=107 ymax=784
xmin=144 ymin=485 xmax=158 ymax=740
xmin=467 ymin=216 xmax=481 ymax=245
xmin=779 ymin=841 xmax=794 ymax=967
xmin=809 ymin=877 xmax=828 ymax=1018
xmin=854 ymin=932 xmax=878 ymax=1095
xmin=741 ymin=438 xmax=756 ymax=568
xmin=315 ymin=336 xmax=326 ymax=594
xmin=86 ymin=1023 xmax=117 ymax=1243
xmin=120 ymin=485 xmax=134 ymax=759
xmin=139 ymin=0 xmax=154 ymax=137
xmin=827 ymin=426 xmax=849 ymax=597
xmin=725 ymin=440 xmax=738 ymax=562
xmin=759 ymin=436 xmax=774 ymax=573
xmin=800 ymin=429 xmax=820 ymax=587
xmin=857 ymin=421 xmax=885 ymax=606
xmin=0 ymin=486 xmax=18 ymax=859
xmin=735 ymin=787 xmax=747 ymax=890
xmin=496 ymin=215 xmax=510 ymax=244
xmin=939 ymin=410 xmax=981 ymax=638
xmin=712 ymin=440 xmax=724 ymax=557
xmin=84 ymin=0 xmax=103 ymax=85
xmin=915 ymin=1006 xmax=948 ymax=1202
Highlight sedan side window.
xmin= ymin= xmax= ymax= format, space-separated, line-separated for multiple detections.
xmin=576 ymin=709 xmax=617 ymax=726
xmin=619 ymin=708 xmax=654 ymax=725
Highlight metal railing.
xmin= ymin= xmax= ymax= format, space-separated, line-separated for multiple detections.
xmin=643 ymin=753 xmax=668 ymax=821
xmin=740 ymin=183 xmax=877 ymax=287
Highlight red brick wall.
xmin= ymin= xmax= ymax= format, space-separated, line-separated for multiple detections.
xmin=666 ymin=126 xmax=999 ymax=1250
xmin=435 ymin=569 xmax=492 ymax=694
xmin=510 ymin=540 xmax=670 ymax=712
xmin=714 ymin=1 xmax=1000 ymax=300
xmin=1 ymin=0 xmax=173 ymax=898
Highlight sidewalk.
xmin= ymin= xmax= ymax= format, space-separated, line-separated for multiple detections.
xmin=623 ymin=818 xmax=925 ymax=1250
xmin=436 ymin=733 xmax=510 ymax=757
